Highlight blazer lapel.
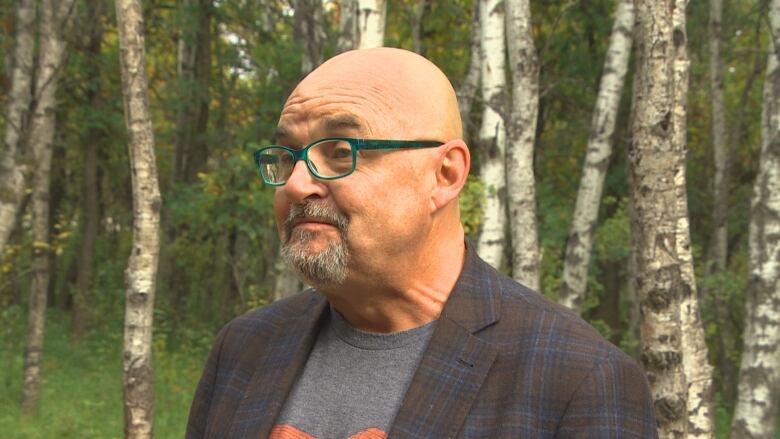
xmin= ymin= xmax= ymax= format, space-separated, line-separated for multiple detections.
xmin=389 ymin=243 xmax=502 ymax=438
xmin=226 ymin=293 xmax=328 ymax=439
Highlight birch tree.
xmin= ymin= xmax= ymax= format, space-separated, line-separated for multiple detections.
xmin=0 ymin=0 xmax=35 ymax=260
xmin=671 ymin=1 xmax=714 ymax=436
xmin=115 ymin=0 xmax=162 ymax=436
xmin=630 ymin=0 xmax=688 ymax=435
xmin=20 ymin=0 xmax=77 ymax=413
xmin=559 ymin=0 xmax=634 ymax=311
xmin=456 ymin=0 xmax=480 ymax=138
xmin=730 ymin=1 xmax=780 ymax=436
xmin=505 ymin=0 xmax=540 ymax=291
xmin=336 ymin=0 xmax=359 ymax=53
xmin=476 ymin=0 xmax=508 ymax=270
xmin=357 ymin=0 xmax=385 ymax=49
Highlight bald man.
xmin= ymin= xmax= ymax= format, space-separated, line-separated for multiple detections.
xmin=186 ymin=48 xmax=657 ymax=439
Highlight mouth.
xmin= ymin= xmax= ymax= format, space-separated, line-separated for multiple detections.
xmin=291 ymin=217 xmax=337 ymax=228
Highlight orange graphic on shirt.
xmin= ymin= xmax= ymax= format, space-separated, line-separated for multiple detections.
xmin=269 ymin=424 xmax=387 ymax=439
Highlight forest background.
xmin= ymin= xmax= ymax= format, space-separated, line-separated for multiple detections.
xmin=0 ymin=0 xmax=776 ymax=438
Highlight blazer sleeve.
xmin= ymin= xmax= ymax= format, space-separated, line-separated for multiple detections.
xmin=185 ymin=323 xmax=231 ymax=439
xmin=556 ymin=350 xmax=658 ymax=438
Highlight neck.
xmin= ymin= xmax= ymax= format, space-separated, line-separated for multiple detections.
xmin=320 ymin=228 xmax=466 ymax=333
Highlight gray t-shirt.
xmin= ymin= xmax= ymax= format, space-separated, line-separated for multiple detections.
xmin=272 ymin=308 xmax=437 ymax=438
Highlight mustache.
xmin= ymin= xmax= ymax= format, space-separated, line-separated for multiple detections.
xmin=283 ymin=200 xmax=349 ymax=240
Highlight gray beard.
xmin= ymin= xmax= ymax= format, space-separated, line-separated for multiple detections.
xmin=280 ymin=201 xmax=350 ymax=286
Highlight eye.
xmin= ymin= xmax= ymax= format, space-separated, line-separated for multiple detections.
xmin=331 ymin=144 xmax=352 ymax=159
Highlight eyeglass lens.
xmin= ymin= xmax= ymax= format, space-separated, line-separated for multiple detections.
xmin=260 ymin=139 xmax=355 ymax=183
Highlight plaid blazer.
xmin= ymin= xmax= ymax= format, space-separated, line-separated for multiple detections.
xmin=186 ymin=244 xmax=658 ymax=438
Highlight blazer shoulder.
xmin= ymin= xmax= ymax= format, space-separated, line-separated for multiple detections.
xmin=222 ymin=289 xmax=323 ymax=338
xmin=491 ymin=272 xmax=628 ymax=361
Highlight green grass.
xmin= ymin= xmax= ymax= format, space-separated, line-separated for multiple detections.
xmin=0 ymin=309 xmax=209 ymax=439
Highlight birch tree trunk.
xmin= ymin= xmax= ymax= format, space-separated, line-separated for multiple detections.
xmin=631 ymin=0 xmax=688 ymax=436
xmin=671 ymin=1 xmax=715 ymax=436
xmin=21 ymin=132 xmax=54 ymax=415
xmin=336 ymin=0 xmax=359 ymax=53
xmin=0 ymin=0 xmax=36 ymax=260
xmin=456 ymin=0 xmax=480 ymax=139
xmin=294 ymin=0 xmax=325 ymax=75
xmin=356 ymin=0 xmax=386 ymax=49
xmin=21 ymin=0 xmax=77 ymax=413
xmin=559 ymin=0 xmax=634 ymax=311
xmin=505 ymin=0 xmax=540 ymax=291
xmin=476 ymin=0 xmax=508 ymax=270
xmin=707 ymin=0 xmax=729 ymax=275
xmin=730 ymin=2 xmax=780 ymax=436
xmin=115 ymin=0 xmax=162 ymax=436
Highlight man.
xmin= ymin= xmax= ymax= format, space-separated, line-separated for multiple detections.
xmin=186 ymin=48 xmax=657 ymax=438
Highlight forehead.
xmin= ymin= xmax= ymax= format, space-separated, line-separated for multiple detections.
xmin=276 ymin=72 xmax=409 ymax=142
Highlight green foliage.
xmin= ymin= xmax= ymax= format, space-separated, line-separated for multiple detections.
xmin=459 ymin=175 xmax=484 ymax=238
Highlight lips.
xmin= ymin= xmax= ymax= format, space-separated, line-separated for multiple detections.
xmin=291 ymin=217 xmax=336 ymax=228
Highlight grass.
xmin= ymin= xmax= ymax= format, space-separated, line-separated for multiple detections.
xmin=0 ymin=308 xmax=210 ymax=439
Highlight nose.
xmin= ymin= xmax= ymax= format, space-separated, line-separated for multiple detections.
xmin=280 ymin=159 xmax=328 ymax=203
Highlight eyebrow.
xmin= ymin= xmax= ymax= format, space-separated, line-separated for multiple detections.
xmin=322 ymin=114 xmax=364 ymax=133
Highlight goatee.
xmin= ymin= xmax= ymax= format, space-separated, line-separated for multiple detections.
xmin=280 ymin=200 xmax=350 ymax=286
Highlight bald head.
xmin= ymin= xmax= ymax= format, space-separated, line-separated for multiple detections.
xmin=280 ymin=48 xmax=462 ymax=142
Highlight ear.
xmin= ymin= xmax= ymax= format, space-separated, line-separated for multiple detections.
xmin=430 ymin=139 xmax=470 ymax=212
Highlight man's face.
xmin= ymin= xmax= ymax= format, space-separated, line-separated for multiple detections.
xmin=273 ymin=100 xmax=433 ymax=288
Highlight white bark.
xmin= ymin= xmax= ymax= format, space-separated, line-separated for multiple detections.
xmin=457 ymin=0 xmax=480 ymax=139
xmin=337 ymin=0 xmax=359 ymax=53
xmin=21 ymin=131 xmax=54 ymax=415
xmin=559 ymin=0 xmax=634 ymax=311
xmin=0 ymin=0 xmax=36 ymax=260
xmin=20 ymin=0 xmax=76 ymax=413
xmin=505 ymin=0 xmax=539 ymax=291
xmin=672 ymin=2 xmax=714 ymax=436
xmin=476 ymin=0 xmax=508 ymax=270
xmin=115 ymin=0 xmax=162 ymax=437
xmin=631 ymin=0 xmax=688 ymax=436
xmin=730 ymin=1 xmax=780 ymax=436
xmin=356 ymin=0 xmax=385 ymax=49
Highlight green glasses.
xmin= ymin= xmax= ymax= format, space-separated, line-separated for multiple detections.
xmin=253 ymin=137 xmax=443 ymax=186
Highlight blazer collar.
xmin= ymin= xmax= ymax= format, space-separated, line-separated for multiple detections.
xmin=389 ymin=241 xmax=502 ymax=438
xmin=226 ymin=292 xmax=329 ymax=439
xmin=440 ymin=240 xmax=502 ymax=333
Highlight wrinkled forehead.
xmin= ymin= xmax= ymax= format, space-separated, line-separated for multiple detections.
xmin=277 ymin=71 xmax=414 ymax=142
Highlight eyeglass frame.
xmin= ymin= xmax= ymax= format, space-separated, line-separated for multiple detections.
xmin=253 ymin=137 xmax=444 ymax=186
